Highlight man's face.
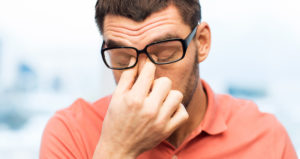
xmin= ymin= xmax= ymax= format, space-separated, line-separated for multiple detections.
xmin=102 ymin=5 xmax=200 ymax=107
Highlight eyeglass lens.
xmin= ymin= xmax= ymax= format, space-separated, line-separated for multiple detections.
xmin=103 ymin=40 xmax=184 ymax=69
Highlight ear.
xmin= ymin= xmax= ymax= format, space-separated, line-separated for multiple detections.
xmin=194 ymin=22 xmax=211 ymax=63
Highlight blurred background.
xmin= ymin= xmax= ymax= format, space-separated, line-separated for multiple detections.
xmin=0 ymin=0 xmax=299 ymax=158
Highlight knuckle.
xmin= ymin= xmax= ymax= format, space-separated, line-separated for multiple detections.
xmin=142 ymin=109 xmax=156 ymax=119
xmin=155 ymin=120 xmax=166 ymax=129
xmin=153 ymin=121 xmax=166 ymax=132
xmin=143 ymin=97 xmax=151 ymax=106
xmin=124 ymin=93 xmax=143 ymax=108
xmin=153 ymin=125 xmax=164 ymax=134
xmin=144 ymin=97 xmax=159 ymax=110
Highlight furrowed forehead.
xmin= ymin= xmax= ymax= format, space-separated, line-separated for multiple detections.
xmin=101 ymin=5 xmax=190 ymax=48
xmin=103 ymin=6 xmax=184 ymax=33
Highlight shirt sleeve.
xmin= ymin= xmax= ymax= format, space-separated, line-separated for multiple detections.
xmin=39 ymin=114 xmax=85 ymax=159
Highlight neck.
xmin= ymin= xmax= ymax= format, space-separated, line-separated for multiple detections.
xmin=167 ymin=81 xmax=207 ymax=148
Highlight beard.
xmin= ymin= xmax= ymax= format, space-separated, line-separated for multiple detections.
xmin=181 ymin=52 xmax=199 ymax=108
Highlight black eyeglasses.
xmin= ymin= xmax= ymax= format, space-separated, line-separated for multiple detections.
xmin=101 ymin=25 xmax=198 ymax=70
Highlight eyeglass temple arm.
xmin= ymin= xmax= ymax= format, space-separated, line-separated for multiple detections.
xmin=185 ymin=25 xmax=198 ymax=45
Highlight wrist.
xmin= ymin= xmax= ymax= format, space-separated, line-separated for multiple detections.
xmin=93 ymin=141 xmax=136 ymax=159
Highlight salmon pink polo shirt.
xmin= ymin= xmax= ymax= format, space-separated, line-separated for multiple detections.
xmin=40 ymin=80 xmax=297 ymax=159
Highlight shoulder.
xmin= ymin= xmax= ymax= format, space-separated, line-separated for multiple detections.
xmin=215 ymin=93 xmax=285 ymax=139
xmin=40 ymin=96 xmax=111 ymax=159
xmin=215 ymin=94 xmax=297 ymax=158
xmin=215 ymin=94 xmax=276 ymax=126
xmin=55 ymin=96 xmax=111 ymax=122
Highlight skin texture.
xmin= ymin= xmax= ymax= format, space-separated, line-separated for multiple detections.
xmin=93 ymin=5 xmax=211 ymax=159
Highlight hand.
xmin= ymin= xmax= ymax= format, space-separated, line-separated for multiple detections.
xmin=93 ymin=58 xmax=189 ymax=159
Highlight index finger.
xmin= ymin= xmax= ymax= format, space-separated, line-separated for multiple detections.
xmin=115 ymin=57 xmax=138 ymax=93
xmin=130 ymin=58 xmax=156 ymax=98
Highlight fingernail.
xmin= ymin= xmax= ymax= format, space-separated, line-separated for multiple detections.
xmin=128 ymin=57 xmax=136 ymax=67
xmin=151 ymin=55 xmax=158 ymax=61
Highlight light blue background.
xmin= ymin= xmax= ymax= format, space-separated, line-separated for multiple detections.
xmin=0 ymin=0 xmax=299 ymax=158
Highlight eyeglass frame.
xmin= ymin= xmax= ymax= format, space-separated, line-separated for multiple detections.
xmin=101 ymin=25 xmax=198 ymax=70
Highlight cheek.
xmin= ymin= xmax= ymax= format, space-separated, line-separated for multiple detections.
xmin=172 ymin=51 xmax=197 ymax=90
xmin=155 ymin=56 xmax=195 ymax=90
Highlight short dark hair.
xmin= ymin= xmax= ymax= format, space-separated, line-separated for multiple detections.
xmin=95 ymin=0 xmax=201 ymax=33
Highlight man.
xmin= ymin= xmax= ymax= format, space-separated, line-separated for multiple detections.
xmin=40 ymin=0 xmax=297 ymax=158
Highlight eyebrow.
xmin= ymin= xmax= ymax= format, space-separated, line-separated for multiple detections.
xmin=149 ymin=33 xmax=181 ymax=44
xmin=105 ymin=40 xmax=127 ymax=48
xmin=105 ymin=33 xmax=182 ymax=48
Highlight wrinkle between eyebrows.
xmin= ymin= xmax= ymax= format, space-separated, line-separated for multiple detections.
xmin=105 ymin=18 xmax=178 ymax=37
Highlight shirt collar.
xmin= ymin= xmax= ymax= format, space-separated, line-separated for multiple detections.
xmin=198 ymin=79 xmax=228 ymax=135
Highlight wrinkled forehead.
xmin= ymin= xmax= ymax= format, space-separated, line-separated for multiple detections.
xmin=102 ymin=5 xmax=191 ymax=48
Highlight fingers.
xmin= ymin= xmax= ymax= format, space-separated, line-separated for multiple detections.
xmin=158 ymin=90 xmax=183 ymax=119
xmin=116 ymin=57 xmax=138 ymax=93
xmin=145 ymin=77 xmax=172 ymax=111
xmin=155 ymin=90 xmax=188 ymax=134
xmin=130 ymin=58 xmax=156 ymax=98
xmin=166 ymin=104 xmax=189 ymax=133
